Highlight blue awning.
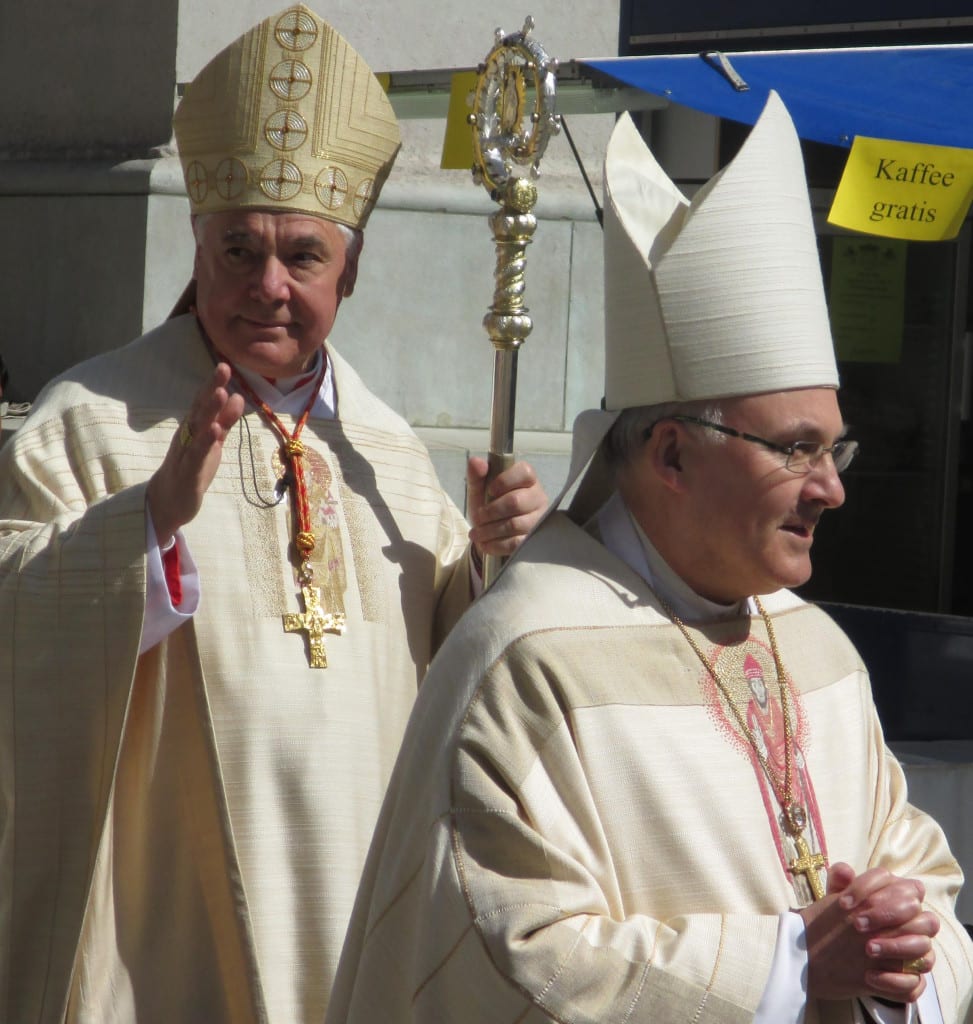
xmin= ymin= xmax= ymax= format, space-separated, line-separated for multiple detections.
xmin=582 ymin=46 xmax=973 ymax=149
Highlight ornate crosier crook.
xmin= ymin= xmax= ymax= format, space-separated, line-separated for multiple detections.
xmin=469 ymin=17 xmax=559 ymax=587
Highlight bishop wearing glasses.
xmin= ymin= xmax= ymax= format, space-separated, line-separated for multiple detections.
xmin=328 ymin=93 xmax=973 ymax=1024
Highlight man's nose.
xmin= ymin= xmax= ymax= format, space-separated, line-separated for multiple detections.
xmin=251 ymin=257 xmax=290 ymax=301
xmin=803 ymin=453 xmax=845 ymax=509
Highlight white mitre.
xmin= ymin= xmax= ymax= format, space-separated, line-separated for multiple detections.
xmin=604 ymin=89 xmax=838 ymax=410
xmin=553 ymin=91 xmax=840 ymax=524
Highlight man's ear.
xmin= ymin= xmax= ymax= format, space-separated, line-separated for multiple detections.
xmin=647 ymin=422 xmax=687 ymax=493
xmin=341 ymin=238 xmax=362 ymax=298
xmin=341 ymin=263 xmax=358 ymax=297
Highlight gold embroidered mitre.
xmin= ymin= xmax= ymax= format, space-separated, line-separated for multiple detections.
xmin=172 ymin=4 xmax=400 ymax=229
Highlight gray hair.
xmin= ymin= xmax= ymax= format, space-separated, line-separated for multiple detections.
xmin=336 ymin=223 xmax=364 ymax=261
xmin=192 ymin=212 xmax=363 ymax=261
xmin=602 ymin=398 xmax=725 ymax=468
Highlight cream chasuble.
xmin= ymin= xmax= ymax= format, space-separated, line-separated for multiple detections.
xmin=596 ymin=492 xmax=830 ymax=910
xmin=0 ymin=315 xmax=472 ymax=1024
xmin=328 ymin=510 xmax=973 ymax=1024
xmin=596 ymin=493 xmax=946 ymax=1024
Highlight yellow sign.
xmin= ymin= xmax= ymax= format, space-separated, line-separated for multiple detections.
xmin=440 ymin=71 xmax=478 ymax=170
xmin=828 ymin=136 xmax=973 ymax=242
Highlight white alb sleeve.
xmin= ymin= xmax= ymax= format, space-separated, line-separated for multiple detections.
xmin=140 ymin=518 xmax=200 ymax=654
xmin=754 ymin=912 xmax=808 ymax=1023
xmin=757 ymin=911 xmax=939 ymax=1024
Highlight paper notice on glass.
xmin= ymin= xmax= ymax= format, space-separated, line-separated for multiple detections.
xmin=829 ymin=237 xmax=907 ymax=364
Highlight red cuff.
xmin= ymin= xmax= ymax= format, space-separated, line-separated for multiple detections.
xmin=162 ymin=542 xmax=183 ymax=608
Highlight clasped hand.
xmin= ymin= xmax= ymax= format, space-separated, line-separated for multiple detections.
xmin=801 ymin=862 xmax=939 ymax=1004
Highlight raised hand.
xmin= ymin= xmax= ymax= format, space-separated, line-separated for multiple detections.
xmin=147 ymin=363 xmax=246 ymax=545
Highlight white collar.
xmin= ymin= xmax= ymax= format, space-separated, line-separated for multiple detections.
xmin=596 ymin=491 xmax=755 ymax=622
xmin=232 ymin=348 xmax=336 ymax=419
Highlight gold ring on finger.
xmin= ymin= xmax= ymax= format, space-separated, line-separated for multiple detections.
xmin=903 ymin=956 xmax=927 ymax=975
xmin=179 ymin=420 xmax=193 ymax=449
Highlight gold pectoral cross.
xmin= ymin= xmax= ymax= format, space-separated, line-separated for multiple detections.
xmin=789 ymin=832 xmax=827 ymax=901
xmin=283 ymin=584 xmax=347 ymax=668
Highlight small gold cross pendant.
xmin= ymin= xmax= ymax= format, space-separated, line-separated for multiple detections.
xmin=283 ymin=584 xmax=347 ymax=668
xmin=789 ymin=832 xmax=827 ymax=901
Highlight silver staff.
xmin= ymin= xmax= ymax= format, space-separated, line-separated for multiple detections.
xmin=469 ymin=16 xmax=559 ymax=586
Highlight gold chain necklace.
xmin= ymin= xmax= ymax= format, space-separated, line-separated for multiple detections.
xmin=657 ymin=593 xmax=827 ymax=900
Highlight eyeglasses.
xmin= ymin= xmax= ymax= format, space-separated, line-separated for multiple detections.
xmin=658 ymin=415 xmax=859 ymax=474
